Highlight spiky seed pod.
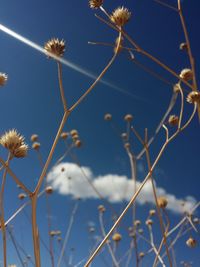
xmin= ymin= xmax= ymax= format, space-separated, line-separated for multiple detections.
xmin=110 ymin=7 xmax=131 ymax=27
xmin=179 ymin=42 xmax=188 ymax=51
xmin=30 ymin=134 xmax=38 ymax=142
xmin=45 ymin=186 xmax=53 ymax=194
xmin=75 ymin=140 xmax=82 ymax=148
xmin=168 ymin=115 xmax=179 ymax=126
xmin=44 ymin=38 xmax=65 ymax=58
xmin=70 ymin=129 xmax=78 ymax=136
xmin=32 ymin=142 xmax=40 ymax=150
xmin=186 ymin=91 xmax=200 ymax=104
xmin=98 ymin=205 xmax=106 ymax=213
xmin=186 ymin=237 xmax=197 ymax=248
xmin=157 ymin=196 xmax=168 ymax=209
xmin=149 ymin=209 xmax=156 ymax=216
xmin=0 ymin=129 xmax=28 ymax=158
xmin=179 ymin=68 xmax=193 ymax=81
xmin=139 ymin=252 xmax=145 ymax=258
xmin=0 ymin=129 xmax=24 ymax=151
xmin=60 ymin=132 xmax=68 ymax=139
xmin=145 ymin=219 xmax=153 ymax=226
xmin=14 ymin=144 xmax=28 ymax=158
xmin=124 ymin=114 xmax=133 ymax=122
xmin=112 ymin=233 xmax=122 ymax=242
xmin=104 ymin=113 xmax=112 ymax=121
xmin=0 ymin=73 xmax=8 ymax=86
xmin=89 ymin=0 xmax=103 ymax=9
xmin=18 ymin=193 xmax=26 ymax=200
xmin=134 ymin=220 xmax=141 ymax=227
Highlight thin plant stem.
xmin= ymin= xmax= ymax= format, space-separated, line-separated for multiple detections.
xmin=177 ymin=0 xmax=198 ymax=91
xmin=69 ymin=30 xmax=122 ymax=112
xmin=154 ymin=0 xmax=178 ymax=12
xmin=99 ymin=212 xmax=119 ymax=267
xmin=57 ymin=61 xmax=68 ymax=112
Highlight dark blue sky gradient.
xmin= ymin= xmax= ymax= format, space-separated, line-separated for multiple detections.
xmin=0 ymin=0 xmax=200 ymax=266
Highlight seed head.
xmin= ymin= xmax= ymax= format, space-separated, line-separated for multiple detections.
xmin=157 ymin=196 xmax=168 ymax=209
xmin=60 ymin=132 xmax=68 ymax=139
xmin=168 ymin=115 xmax=179 ymax=126
xmin=186 ymin=237 xmax=197 ymax=248
xmin=110 ymin=7 xmax=131 ymax=27
xmin=30 ymin=134 xmax=38 ymax=142
xmin=0 ymin=73 xmax=8 ymax=86
xmin=112 ymin=232 xmax=122 ymax=242
xmin=139 ymin=252 xmax=145 ymax=258
xmin=72 ymin=134 xmax=79 ymax=141
xmin=32 ymin=142 xmax=40 ymax=150
xmin=75 ymin=140 xmax=82 ymax=148
xmin=134 ymin=220 xmax=141 ymax=227
xmin=18 ymin=193 xmax=26 ymax=200
xmin=89 ymin=0 xmax=103 ymax=9
xmin=124 ymin=142 xmax=130 ymax=149
xmin=149 ymin=209 xmax=156 ymax=216
xmin=14 ymin=144 xmax=28 ymax=158
xmin=124 ymin=114 xmax=133 ymax=122
xmin=179 ymin=68 xmax=193 ymax=81
xmin=138 ymin=228 xmax=144 ymax=234
xmin=104 ymin=113 xmax=112 ymax=121
xmin=121 ymin=132 xmax=128 ymax=140
xmin=45 ymin=186 xmax=53 ymax=194
xmin=179 ymin=42 xmax=188 ymax=51
xmin=186 ymin=91 xmax=200 ymax=104
xmin=50 ymin=231 xmax=56 ymax=237
xmin=0 ymin=129 xmax=28 ymax=158
xmin=44 ymin=38 xmax=65 ymax=58
xmin=145 ymin=219 xmax=153 ymax=226
xmin=98 ymin=205 xmax=106 ymax=213
xmin=70 ymin=129 xmax=78 ymax=136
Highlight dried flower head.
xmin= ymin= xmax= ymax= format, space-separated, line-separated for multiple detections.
xmin=14 ymin=144 xmax=28 ymax=158
xmin=98 ymin=205 xmax=106 ymax=213
xmin=32 ymin=142 xmax=40 ymax=150
xmin=193 ymin=217 xmax=199 ymax=224
xmin=173 ymin=83 xmax=181 ymax=93
xmin=110 ymin=7 xmax=131 ymax=27
xmin=60 ymin=132 xmax=68 ymax=139
xmin=0 ymin=73 xmax=8 ymax=86
xmin=121 ymin=132 xmax=128 ymax=140
xmin=45 ymin=186 xmax=53 ymax=194
xmin=30 ymin=134 xmax=38 ymax=142
xmin=139 ymin=252 xmax=145 ymax=258
xmin=179 ymin=42 xmax=188 ymax=51
xmin=72 ymin=134 xmax=79 ymax=141
xmin=70 ymin=129 xmax=78 ymax=136
xmin=75 ymin=140 xmax=82 ymax=148
xmin=0 ymin=129 xmax=28 ymax=158
xmin=112 ymin=232 xmax=122 ymax=242
xmin=104 ymin=113 xmax=112 ymax=121
xmin=179 ymin=68 xmax=193 ymax=81
xmin=18 ymin=193 xmax=26 ymax=200
xmin=186 ymin=237 xmax=197 ymax=248
xmin=57 ymin=236 xmax=62 ymax=242
xmin=138 ymin=228 xmax=144 ymax=234
xmin=186 ymin=91 xmax=200 ymax=104
xmin=145 ymin=219 xmax=153 ymax=226
xmin=157 ymin=196 xmax=168 ymax=209
xmin=168 ymin=115 xmax=179 ymax=126
xmin=49 ymin=231 xmax=56 ymax=237
xmin=89 ymin=0 xmax=103 ymax=9
xmin=134 ymin=220 xmax=141 ymax=227
xmin=149 ymin=209 xmax=156 ymax=216
xmin=44 ymin=38 xmax=65 ymax=58
xmin=124 ymin=142 xmax=130 ymax=149
xmin=61 ymin=167 xmax=65 ymax=172
xmin=124 ymin=114 xmax=133 ymax=122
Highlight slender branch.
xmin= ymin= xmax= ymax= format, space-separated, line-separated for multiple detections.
xmin=57 ymin=61 xmax=68 ymax=112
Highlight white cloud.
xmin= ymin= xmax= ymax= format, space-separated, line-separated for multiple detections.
xmin=47 ymin=162 xmax=196 ymax=214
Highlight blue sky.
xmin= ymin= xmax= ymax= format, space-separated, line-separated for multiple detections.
xmin=0 ymin=0 xmax=200 ymax=266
